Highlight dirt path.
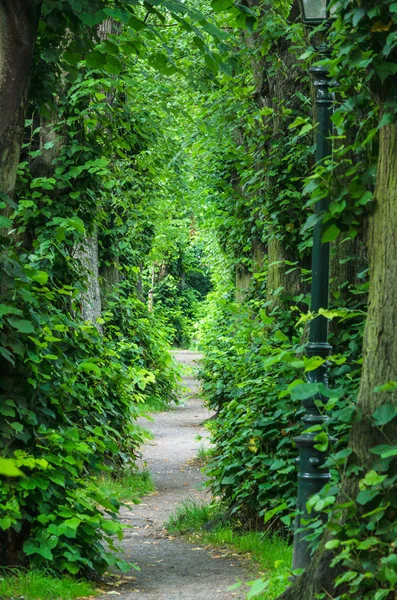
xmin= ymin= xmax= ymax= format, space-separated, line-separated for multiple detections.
xmin=99 ymin=350 xmax=251 ymax=599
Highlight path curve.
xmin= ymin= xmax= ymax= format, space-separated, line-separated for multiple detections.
xmin=99 ymin=350 xmax=251 ymax=599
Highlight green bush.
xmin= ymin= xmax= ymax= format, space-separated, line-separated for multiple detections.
xmin=0 ymin=230 xmax=178 ymax=574
xmin=199 ymin=292 xmax=364 ymax=529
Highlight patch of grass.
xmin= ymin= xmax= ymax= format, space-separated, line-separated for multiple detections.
xmin=166 ymin=500 xmax=292 ymax=599
xmin=139 ymin=396 xmax=177 ymax=413
xmin=197 ymin=444 xmax=211 ymax=461
xmin=95 ymin=469 xmax=155 ymax=503
xmin=167 ymin=499 xmax=220 ymax=533
xmin=0 ymin=568 xmax=96 ymax=600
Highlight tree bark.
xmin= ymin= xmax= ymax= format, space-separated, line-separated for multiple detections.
xmin=80 ymin=18 xmax=120 ymax=318
xmin=277 ymin=119 xmax=397 ymax=600
xmin=266 ymin=234 xmax=301 ymax=306
xmin=96 ymin=18 xmax=122 ymax=303
xmin=77 ymin=231 xmax=103 ymax=332
xmin=0 ymin=1 xmax=40 ymax=198
xmin=235 ymin=263 xmax=251 ymax=303
xmin=246 ymin=0 xmax=306 ymax=308
xmin=101 ymin=260 xmax=121 ymax=302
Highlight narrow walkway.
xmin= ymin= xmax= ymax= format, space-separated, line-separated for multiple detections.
xmin=100 ymin=350 xmax=251 ymax=599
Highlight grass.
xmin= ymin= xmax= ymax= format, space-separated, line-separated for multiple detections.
xmin=196 ymin=443 xmax=212 ymax=464
xmin=139 ymin=395 xmax=177 ymax=413
xmin=95 ymin=468 xmax=155 ymax=503
xmin=166 ymin=500 xmax=292 ymax=600
xmin=0 ymin=568 xmax=96 ymax=600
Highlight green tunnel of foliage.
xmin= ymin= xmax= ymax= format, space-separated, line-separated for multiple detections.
xmin=2 ymin=0 xmax=397 ymax=598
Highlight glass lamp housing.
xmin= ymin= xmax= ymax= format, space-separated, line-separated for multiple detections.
xmin=301 ymin=0 xmax=331 ymax=25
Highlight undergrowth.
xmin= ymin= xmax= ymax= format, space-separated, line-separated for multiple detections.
xmin=95 ymin=469 xmax=155 ymax=503
xmin=139 ymin=396 xmax=178 ymax=414
xmin=0 ymin=568 xmax=96 ymax=600
xmin=196 ymin=443 xmax=212 ymax=465
xmin=166 ymin=500 xmax=292 ymax=599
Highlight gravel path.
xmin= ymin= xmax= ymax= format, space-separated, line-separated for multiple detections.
xmin=99 ymin=350 xmax=251 ymax=599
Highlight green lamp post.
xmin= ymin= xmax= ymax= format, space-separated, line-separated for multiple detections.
xmin=292 ymin=0 xmax=335 ymax=571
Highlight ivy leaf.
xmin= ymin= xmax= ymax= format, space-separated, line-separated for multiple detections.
xmin=64 ymin=517 xmax=82 ymax=530
xmin=0 ymin=517 xmax=12 ymax=529
xmin=221 ymin=475 xmax=236 ymax=485
xmin=32 ymin=271 xmax=48 ymax=285
xmin=7 ymin=318 xmax=35 ymax=334
xmin=322 ymin=224 xmax=340 ymax=243
xmin=357 ymin=488 xmax=379 ymax=505
xmin=335 ymin=406 xmax=359 ymax=424
xmin=0 ymin=304 xmax=22 ymax=318
xmin=380 ymin=447 xmax=397 ymax=459
xmin=290 ymin=383 xmax=319 ymax=401
xmin=371 ymin=20 xmax=393 ymax=32
xmin=264 ymin=502 xmax=287 ymax=523
xmin=246 ymin=579 xmax=269 ymax=599
xmin=372 ymin=404 xmax=397 ymax=426
xmin=78 ymin=362 xmax=101 ymax=377
xmin=359 ymin=470 xmax=387 ymax=488
xmin=373 ymin=60 xmax=397 ymax=84
xmin=0 ymin=458 xmax=23 ymax=477
xmin=352 ymin=8 xmax=366 ymax=27
xmin=314 ymin=431 xmax=329 ymax=452
xmin=301 ymin=211 xmax=323 ymax=232
xmin=270 ymin=458 xmax=286 ymax=471
xmin=288 ymin=116 xmax=308 ymax=130
xmin=102 ymin=520 xmax=121 ymax=534
xmin=211 ymin=0 xmax=234 ymax=13
xmin=11 ymin=422 xmax=24 ymax=433
xmin=373 ymin=381 xmax=397 ymax=392
xmin=0 ymin=215 xmax=12 ymax=228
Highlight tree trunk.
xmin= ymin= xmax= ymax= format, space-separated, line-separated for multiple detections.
xmin=148 ymin=264 xmax=155 ymax=311
xmin=0 ymin=1 xmax=40 ymax=199
xmin=101 ymin=261 xmax=120 ymax=301
xmin=246 ymin=0 xmax=306 ymax=308
xmin=136 ymin=262 xmax=144 ymax=300
xmin=277 ymin=120 xmax=397 ymax=600
xmin=266 ymin=234 xmax=301 ymax=306
xmin=96 ymin=18 xmax=123 ymax=304
xmin=81 ymin=18 xmax=119 ymax=317
xmin=77 ymin=231 xmax=103 ymax=332
xmin=235 ymin=263 xmax=251 ymax=303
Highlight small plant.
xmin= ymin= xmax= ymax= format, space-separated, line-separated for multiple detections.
xmin=167 ymin=499 xmax=221 ymax=534
xmin=196 ymin=443 xmax=212 ymax=465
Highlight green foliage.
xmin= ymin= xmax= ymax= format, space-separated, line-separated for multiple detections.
xmin=0 ymin=567 xmax=96 ymax=600
xmin=150 ymin=249 xmax=212 ymax=347
xmin=198 ymin=282 xmax=362 ymax=520
xmin=0 ymin=0 xmax=210 ymax=575
xmin=292 ymin=409 xmax=397 ymax=600
xmin=1 ymin=208 xmax=176 ymax=571
xmin=199 ymin=298 xmax=302 ymax=522
xmin=1 ymin=0 xmax=396 ymax=594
